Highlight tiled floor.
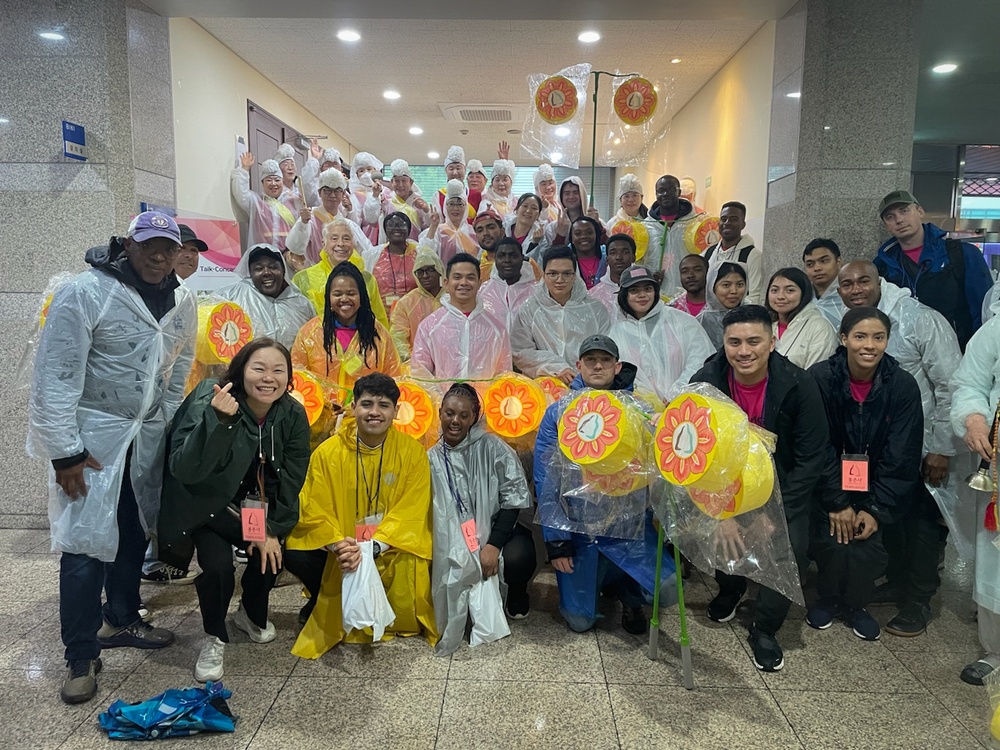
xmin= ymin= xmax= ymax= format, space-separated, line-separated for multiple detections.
xmin=0 ymin=527 xmax=993 ymax=749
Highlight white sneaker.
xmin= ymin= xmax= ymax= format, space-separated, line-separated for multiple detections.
xmin=231 ymin=606 xmax=276 ymax=643
xmin=194 ymin=637 xmax=225 ymax=682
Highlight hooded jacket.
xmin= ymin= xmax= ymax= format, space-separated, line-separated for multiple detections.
xmin=808 ymin=348 xmax=924 ymax=524
xmin=874 ymin=222 xmax=992 ymax=349
xmin=642 ymin=197 xmax=706 ymax=297
xmin=510 ymin=277 xmax=611 ymax=377
xmin=705 ymin=234 xmax=763 ymax=305
xmin=691 ymin=350 xmax=830 ymax=520
xmin=696 ymin=262 xmax=745 ymax=349
xmin=410 ymin=294 xmax=511 ymax=381
xmin=774 ymin=301 xmax=839 ymax=370
xmin=588 ymin=267 xmax=624 ymax=323
xmin=542 ymin=176 xmax=593 ymax=248
xmin=479 ymin=260 xmax=537 ymax=331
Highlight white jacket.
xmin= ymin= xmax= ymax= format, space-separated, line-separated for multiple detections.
xmin=814 ymin=286 xmax=846 ymax=328
xmin=609 ymin=301 xmax=715 ymax=403
xmin=642 ymin=201 xmax=708 ymax=299
xmin=588 ymin=269 xmax=624 ymax=323
xmin=410 ymin=294 xmax=511 ymax=381
xmin=510 ymin=277 xmax=611 ymax=377
xmin=479 ymin=261 xmax=537 ymax=331
xmin=774 ymin=302 xmax=838 ymax=370
xmin=705 ymin=235 xmax=763 ymax=305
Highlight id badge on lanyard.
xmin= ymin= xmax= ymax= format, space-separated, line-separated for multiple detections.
xmin=241 ymin=494 xmax=267 ymax=543
xmin=841 ymin=453 xmax=869 ymax=493
xmin=356 ymin=512 xmax=383 ymax=543
xmin=460 ymin=517 xmax=479 ymax=553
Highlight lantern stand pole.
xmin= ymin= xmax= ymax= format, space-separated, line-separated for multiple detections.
xmin=648 ymin=496 xmax=694 ymax=690
xmin=588 ymin=70 xmax=638 ymax=209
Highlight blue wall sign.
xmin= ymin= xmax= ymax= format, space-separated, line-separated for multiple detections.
xmin=62 ymin=120 xmax=87 ymax=161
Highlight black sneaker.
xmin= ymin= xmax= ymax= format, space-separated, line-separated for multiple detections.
xmin=748 ymin=629 xmax=784 ymax=672
xmin=621 ymin=605 xmax=648 ymax=635
xmin=806 ymin=600 xmax=839 ymax=630
xmin=846 ymin=607 xmax=881 ymax=641
xmin=140 ymin=565 xmax=197 ymax=585
xmin=234 ymin=547 xmax=249 ymax=564
xmin=97 ymin=619 xmax=175 ymax=650
xmin=60 ymin=657 xmax=102 ymax=704
xmin=884 ymin=603 xmax=931 ymax=637
xmin=871 ymin=581 xmax=903 ymax=605
xmin=505 ymin=590 xmax=530 ymax=621
xmin=707 ymin=586 xmax=746 ymax=623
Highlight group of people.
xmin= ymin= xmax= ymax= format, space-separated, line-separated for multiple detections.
xmin=27 ymin=141 xmax=1000 ymax=713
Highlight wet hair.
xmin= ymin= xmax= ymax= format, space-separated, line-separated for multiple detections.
xmin=803 ymin=237 xmax=841 ymax=261
xmin=446 ymin=252 xmax=481 ymax=277
xmin=679 ymin=253 xmax=709 ymax=272
xmin=840 ymin=306 xmax=892 ymax=338
xmin=722 ymin=304 xmax=772 ymax=332
xmin=765 ymin=267 xmax=813 ymax=323
xmin=218 ymin=338 xmax=293 ymax=400
xmin=606 ymin=233 xmax=637 ymax=255
xmin=569 ymin=216 xmax=603 ymax=250
xmin=515 ymin=192 xmax=543 ymax=212
xmin=322 ymin=262 xmax=380 ymax=371
xmin=353 ymin=372 xmax=400 ymax=405
xmin=542 ymin=244 xmax=578 ymax=271
xmin=714 ymin=262 xmax=747 ymax=288
xmin=443 ymin=382 xmax=481 ymax=423
xmin=494 ymin=236 xmax=523 ymax=257
xmin=383 ymin=210 xmax=412 ymax=236
xmin=720 ymin=201 xmax=747 ymax=218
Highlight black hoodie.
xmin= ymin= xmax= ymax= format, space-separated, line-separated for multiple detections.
xmin=85 ymin=237 xmax=180 ymax=321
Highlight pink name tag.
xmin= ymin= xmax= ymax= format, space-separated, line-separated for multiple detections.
xmin=241 ymin=505 xmax=266 ymax=543
xmin=355 ymin=523 xmax=378 ymax=542
xmin=461 ymin=518 xmax=479 ymax=552
xmin=841 ymin=455 xmax=869 ymax=493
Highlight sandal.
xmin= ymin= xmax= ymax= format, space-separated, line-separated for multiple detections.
xmin=960 ymin=659 xmax=996 ymax=686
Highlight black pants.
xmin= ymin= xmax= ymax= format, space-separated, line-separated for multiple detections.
xmin=884 ymin=485 xmax=948 ymax=607
xmin=810 ymin=519 xmax=888 ymax=610
xmin=60 ymin=451 xmax=146 ymax=661
xmin=714 ymin=511 xmax=810 ymax=636
xmin=191 ymin=511 xmax=279 ymax=642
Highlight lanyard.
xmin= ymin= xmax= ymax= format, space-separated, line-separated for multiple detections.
xmin=355 ymin=436 xmax=385 ymax=519
xmin=442 ymin=445 xmax=468 ymax=517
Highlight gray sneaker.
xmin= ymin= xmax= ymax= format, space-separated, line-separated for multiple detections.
xmin=97 ymin=619 xmax=174 ymax=650
xmin=60 ymin=657 xmax=102 ymax=704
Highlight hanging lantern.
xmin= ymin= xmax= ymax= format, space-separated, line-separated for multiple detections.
xmin=558 ymin=390 xmax=647 ymax=475
xmin=196 ymin=301 xmax=254 ymax=365
xmin=483 ymin=374 xmax=547 ymax=439
xmin=683 ymin=216 xmax=721 ymax=254
xmin=613 ymin=77 xmax=658 ymax=126
xmin=535 ymin=75 xmax=580 ymax=125
xmin=393 ymin=379 xmax=439 ymax=445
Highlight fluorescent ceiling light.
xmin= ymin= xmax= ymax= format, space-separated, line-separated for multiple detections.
xmin=427 ymin=151 xmax=440 ymax=159
xmin=336 ymin=29 xmax=360 ymax=42
xmin=932 ymin=63 xmax=958 ymax=74
xmin=39 ymin=31 xmax=65 ymax=40
xmin=786 ymin=92 xmax=801 ymax=98
xmin=408 ymin=126 xmax=423 ymax=135
xmin=383 ymin=89 xmax=401 ymax=100
xmin=555 ymin=126 xmax=570 ymax=137
xmin=578 ymin=31 xmax=600 ymax=43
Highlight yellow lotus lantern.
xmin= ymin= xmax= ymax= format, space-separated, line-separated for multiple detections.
xmin=655 ymin=393 xmax=749 ymax=492
xmin=613 ymin=77 xmax=658 ymax=126
xmin=39 ymin=295 xmax=54 ymax=329
xmin=196 ymin=301 xmax=253 ymax=366
xmin=687 ymin=435 xmax=773 ymax=519
xmin=535 ymin=75 xmax=579 ymax=125
xmin=608 ymin=218 xmax=650 ymax=262
xmin=483 ymin=375 xmax=546 ymax=439
xmin=683 ymin=216 xmax=721 ymax=255
xmin=582 ymin=454 xmax=652 ymax=497
xmin=393 ymin=380 xmax=439 ymax=447
xmin=535 ymin=376 xmax=569 ymax=404
xmin=558 ymin=391 xmax=648 ymax=476
xmin=290 ymin=370 xmax=325 ymax=426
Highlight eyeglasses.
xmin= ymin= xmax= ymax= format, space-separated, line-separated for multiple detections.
xmin=385 ymin=218 xmax=409 ymax=229
xmin=136 ymin=239 xmax=180 ymax=258
xmin=544 ymin=271 xmax=576 ymax=280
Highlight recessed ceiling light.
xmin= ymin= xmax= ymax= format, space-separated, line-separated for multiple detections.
xmin=336 ymin=29 xmax=360 ymax=42
xmin=932 ymin=63 xmax=958 ymax=74
xmin=786 ymin=91 xmax=801 ymax=98
xmin=408 ymin=126 xmax=423 ymax=135
xmin=39 ymin=31 xmax=65 ymax=40
xmin=550 ymin=152 xmax=563 ymax=162
xmin=427 ymin=151 xmax=440 ymax=160
xmin=578 ymin=31 xmax=600 ymax=43
xmin=555 ymin=126 xmax=570 ymax=137
xmin=670 ymin=58 xmax=681 ymax=64
xmin=383 ymin=89 xmax=401 ymax=100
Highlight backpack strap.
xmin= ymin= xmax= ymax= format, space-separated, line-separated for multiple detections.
xmin=945 ymin=238 xmax=966 ymax=286
xmin=738 ymin=245 xmax=756 ymax=263
xmin=703 ymin=244 xmax=717 ymax=261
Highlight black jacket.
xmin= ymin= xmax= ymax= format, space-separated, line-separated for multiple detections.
xmin=808 ymin=348 xmax=924 ymax=525
xmin=691 ymin=350 xmax=831 ymax=521
xmin=86 ymin=238 xmax=180 ymax=321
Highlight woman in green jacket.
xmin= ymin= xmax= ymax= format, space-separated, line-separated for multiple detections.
xmin=158 ymin=337 xmax=310 ymax=683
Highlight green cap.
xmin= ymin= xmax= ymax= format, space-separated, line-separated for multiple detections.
xmin=878 ymin=189 xmax=919 ymax=218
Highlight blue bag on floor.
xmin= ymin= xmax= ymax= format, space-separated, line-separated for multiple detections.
xmin=98 ymin=681 xmax=237 ymax=740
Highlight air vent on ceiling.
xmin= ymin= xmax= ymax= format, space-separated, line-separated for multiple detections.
xmin=439 ymin=103 xmax=526 ymax=124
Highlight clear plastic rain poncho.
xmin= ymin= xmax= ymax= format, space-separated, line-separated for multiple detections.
xmin=597 ymin=74 xmax=673 ymax=168
xmin=696 ymin=262 xmax=746 ymax=350
xmin=429 ymin=422 xmax=532 ymax=656
xmin=879 ymin=278 xmax=977 ymax=559
xmin=522 ymin=63 xmax=592 ymax=169
xmin=216 ymin=245 xmax=315 ymax=349
xmin=410 ymin=294 xmax=512 ymax=383
xmin=609 ymin=300 xmax=716 ymax=405
xmin=650 ymin=382 xmax=805 ymax=605
xmin=510 ymin=277 xmax=611 ymax=377
xmin=27 ymin=259 xmax=197 ymax=561
xmin=230 ymin=164 xmax=296 ymax=250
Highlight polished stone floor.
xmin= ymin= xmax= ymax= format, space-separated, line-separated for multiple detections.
xmin=0 ymin=528 xmax=992 ymax=749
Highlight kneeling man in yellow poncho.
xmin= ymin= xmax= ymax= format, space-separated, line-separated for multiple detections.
xmin=284 ymin=373 xmax=438 ymax=658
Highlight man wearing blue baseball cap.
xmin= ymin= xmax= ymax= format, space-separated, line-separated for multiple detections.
xmin=27 ymin=211 xmax=197 ymax=705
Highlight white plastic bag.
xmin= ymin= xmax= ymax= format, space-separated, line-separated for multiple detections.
xmin=468 ymin=575 xmax=510 ymax=648
xmin=341 ymin=541 xmax=395 ymax=641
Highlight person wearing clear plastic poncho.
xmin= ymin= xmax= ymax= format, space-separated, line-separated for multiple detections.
xmin=27 ymin=211 xmax=197 ymax=705
xmin=697 ymin=261 xmax=747 ymax=349
xmin=806 ymin=307 xmax=925 ymax=643
xmin=480 ymin=238 xmax=538 ymax=331
xmin=589 ymin=234 xmax=636 ymax=324
xmin=544 ymin=176 xmax=603 ymax=249
xmin=534 ymin=163 xmax=560 ymax=225
xmin=411 ymin=253 xmax=511 ymax=384
xmin=669 ymin=253 xmax=709 ymax=318
xmin=284 ymin=374 xmax=438 ymax=657
xmin=389 ymin=246 xmax=444 ymax=361
xmin=510 ymin=246 xmax=611 ymax=385
xmin=642 ymin=174 xmax=710 ymax=298
xmin=300 ymin=140 xmax=357 ymax=220
xmin=604 ymin=174 xmax=650 ymax=265
xmin=285 ymin=166 xmax=360 ymax=267
xmin=372 ymin=159 xmax=430 ymax=244
xmin=691 ymin=305 xmax=831 ymax=673
xmin=436 ymin=146 xmax=479 ymax=221
xmin=362 ymin=210 xmax=442 ymax=315
xmin=421 ymin=178 xmax=479 ymax=266
xmin=291 ymin=217 xmax=388 ymax=329
xmin=567 ymin=216 xmax=606 ymax=290
xmin=950 ymin=315 xmax=1000 ymax=686
xmin=533 ymin=335 xmax=676 ymax=634
xmin=765 ymin=267 xmax=838 ymax=371
xmin=231 ymin=152 xmax=297 ymax=254
xmin=429 ymin=384 xmax=536 ymax=655
xmin=836 ymin=261 xmax=968 ymax=638
xmin=609 ymin=264 xmax=715 ymax=406
xmin=216 ymin=244 xmax=314 ymax=350
xmin=481 ymin=158 xmax=517 ymax=219
xmin=350 ymin=151 xmax=390 ymax=245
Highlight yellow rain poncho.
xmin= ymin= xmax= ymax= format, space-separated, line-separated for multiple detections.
xmin=291 ymin=249 xmax=389 ymax=330
xmin=287 ymin=422 xmax=438 ymax=658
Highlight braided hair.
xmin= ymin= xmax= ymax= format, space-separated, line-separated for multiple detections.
xmin=322 ymin=261 xmax=380 ymax=371
xmin=443 ymin=382 xmax=481 ymax=422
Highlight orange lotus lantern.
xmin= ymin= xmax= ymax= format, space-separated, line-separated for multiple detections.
xmin=483 ymin=375 xmax=546 ymax=439
xmin=655 ymin=393 xmax=749 ymax=492
xmin=290 ymin=370 xmax=325 ymax=426
xmin=196 ymin=301 xmax=254 ymax=366
xmin=613 ymin=77 xmax=658 ymax=126
xmin=582 ymin=455 xmax=652 ymax=497
xmin=558 ymin=390 xmax=647 ymax=476
xmin=609 ymin=218 xmax=650 ymax=262
xmin=535 ymin=376 xmax=569 ymax=404
xmin=683 ymin=216 xmax=721 ymax=255
xmin=393 ymin=379 xmax=439 ymax=446
xmin=535 ymin=74 xmax=579 ymax=125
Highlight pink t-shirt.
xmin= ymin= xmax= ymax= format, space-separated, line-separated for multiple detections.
xmin=902 ymin=245 xmax=923 ymax=264
xmin=334 ymin=326 xmax=356 ymax=352
xmin=687 ymin=299 xmax=706 ymax=317
xmin=850 ymin=376 xmax=874 ymax=404
xmin=777 ymin=321 xmax=789 ymax=339
xmin=578 ymin=257 xmax=601 ymax=289
xmin=729 ymin=372 xmax=768 ymax=426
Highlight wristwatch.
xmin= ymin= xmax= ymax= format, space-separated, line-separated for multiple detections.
xmin=372 ymin=541 xmax=382 ymax=559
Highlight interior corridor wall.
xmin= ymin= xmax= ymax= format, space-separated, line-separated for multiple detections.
xmin=169 ymin=18 xmax=356 ymax=220
xmin=641 ymin=21 xmax=776 ymax=240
